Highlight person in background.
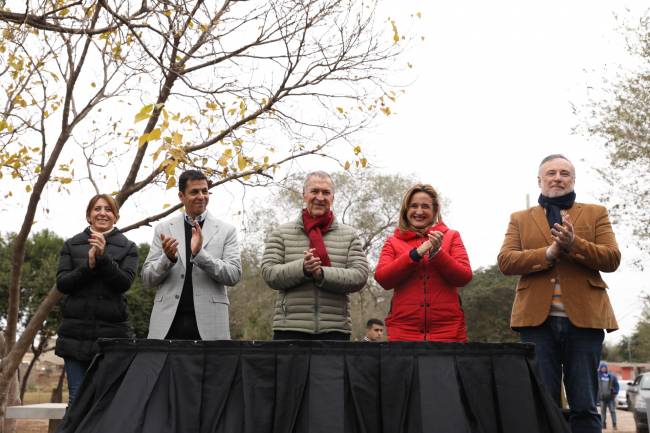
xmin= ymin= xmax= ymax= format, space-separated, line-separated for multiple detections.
xmin=598 ymin=361 xmax=619 ymax=430
xmin=56 ymin=194 xmax=138 ymax=407
xmin=498 ymin=154 xmax=621 ymax=433
xmin=143 ymin=169 xmax=242 ymax=340
xmin=362 ymin=318 xmax=385 ymax=342
xmin=262 ymin=171 xmax=369 ymax=340
xmin=375 ymin=184 xmax=472 ymax=342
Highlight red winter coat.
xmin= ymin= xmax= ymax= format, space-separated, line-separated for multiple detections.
xmin=375 ymin=222 xmax=472 ymax=342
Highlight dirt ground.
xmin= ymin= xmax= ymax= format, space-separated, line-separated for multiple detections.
xmin=12 ymin=419 xmax=49 ymax=433
xmin=603 ymin=408 xmax=636 ymax=432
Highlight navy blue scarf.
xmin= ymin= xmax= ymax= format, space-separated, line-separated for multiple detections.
xmin=537 ymin=191 xmax=576 ymax=228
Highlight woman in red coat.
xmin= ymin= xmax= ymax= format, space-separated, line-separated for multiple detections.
xmin=375 ymin=184 xmax=472 ymax=342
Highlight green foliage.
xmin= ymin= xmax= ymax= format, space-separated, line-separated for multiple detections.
xmin=461 ymin=265 xmax=519 ymax=343
xmin=609 ymin=295 xmax=650 ymax=362
xmin=228 ymin=248 xmax=274 ymax=340
xmin=125 ymin=243 xmax=156 ymax=339
xmin=0 ymin=230 xmax=64 ymax=334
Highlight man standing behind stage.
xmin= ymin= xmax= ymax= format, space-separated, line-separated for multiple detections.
xmin=498 ymin=154 xmax=620 ymax=433
xmin=262 ymin=171 xmax=369 ymax=340
xmin=362 ymin=319 xmax=385 ymax=342
xmin=143 ymin=170 xmax=242 ymax=340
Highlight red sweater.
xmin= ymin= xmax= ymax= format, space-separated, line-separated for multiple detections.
xmin=375 ymin=222 xmax=472 ymax=342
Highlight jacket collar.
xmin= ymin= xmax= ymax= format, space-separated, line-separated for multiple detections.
xmin=168 ymin=211 xmax=218 ymax=267
xmin=394 ymin=221 xmax=449 ymax=241
xmin=74 ymin=227 xmax=126 ymax=246
xmin=294 ymin=212 xmax=339 ymax=232
xmin=531 ymin=203 xmax=585 ymax=245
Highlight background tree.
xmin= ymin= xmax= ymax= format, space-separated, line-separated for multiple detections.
xmin=228 ymin=248 xmax=275 ymax=340
xmin=0 ymin=231 xmax=63 ymax=408
xmin=0 ymin=0 xmax=415 ymax=420
xmin=125 ymin=244 xmax=156 ymax=339
xmin=580 ymin=11 xmax=650 ymax=265
xmin=461 ymin=265 xmax=519 ymax=343
xmin=606 ymin=295 xmax=650 ymax=362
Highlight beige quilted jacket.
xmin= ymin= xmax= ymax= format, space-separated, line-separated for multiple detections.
xmin=261 ymin=215 xmax=369 ymax=334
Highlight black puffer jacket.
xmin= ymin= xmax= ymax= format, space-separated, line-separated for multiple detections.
xmin=55 ymin=227 xmax=138 ymax=361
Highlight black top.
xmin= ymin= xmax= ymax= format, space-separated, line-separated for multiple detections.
xmin=177 ymin=219 xmax=205 ymax=313
xmin=55 ymin=227 xmax=138 ymax=361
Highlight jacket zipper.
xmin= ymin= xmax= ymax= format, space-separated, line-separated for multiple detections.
xmin=423 ymin=267 xmax=428 ymax=341
xmin=314 ymin=286 xmax=320 ymax=333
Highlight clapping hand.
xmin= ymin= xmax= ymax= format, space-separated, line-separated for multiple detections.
xmin=88 ymin=233 xmax=106 ymax=269
xmin=160 ymin=233 xmax=179 ymax=262
xmin=416 ymin=230 xmax=443 ymax=257
xmin=190 ymin=220 xmax=203 ymax=257
xmin=303 ymin=248 xmax=323 ymax=279
xmin=547 ymin=214 xmax=575 ymax=260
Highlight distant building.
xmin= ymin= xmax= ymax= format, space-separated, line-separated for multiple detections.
xmin=606 ymin=362 xmax=650 ymax=381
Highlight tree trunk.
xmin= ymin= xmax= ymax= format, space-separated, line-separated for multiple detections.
xmin=50 ymin=368 xmax=65 ymax=404
xmin=0 ymin=287 xmax=62 ymax=425
xmin=0 ymin=332 xmax=21 ymax=433
xmin=19 ymin=336 xmax=48 ymax=401
xmin=4 ymin=372 xmax=20 ymax=433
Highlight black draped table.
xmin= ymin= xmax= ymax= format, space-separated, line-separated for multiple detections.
xmin=58 ymin=340 xmax=570 ymax=433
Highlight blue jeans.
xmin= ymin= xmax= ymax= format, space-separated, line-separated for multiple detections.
xmin=64 ymin=358 xmax=91 ymax=408
xmin=519 ymin=316 xmax=604 ymax=433
xmin=600 ymin=398 xmax=616 ymax=427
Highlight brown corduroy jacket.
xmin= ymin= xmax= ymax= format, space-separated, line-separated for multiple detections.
xmin=498 ymin=202 xmax=620 ymax=330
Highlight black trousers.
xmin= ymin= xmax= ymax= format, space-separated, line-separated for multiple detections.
xmin=273 ymin=330 xmax=349 ymax=341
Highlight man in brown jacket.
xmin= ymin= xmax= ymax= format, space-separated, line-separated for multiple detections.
xmin=498 ymin=154 xmax=620 ymax=433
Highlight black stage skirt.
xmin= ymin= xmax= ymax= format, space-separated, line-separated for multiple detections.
xmin=58 ymin=339 xmax=569 ymax=433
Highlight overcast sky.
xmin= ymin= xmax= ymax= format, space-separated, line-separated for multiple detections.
xmin=4 ymin=1 xmax=649 ymax=343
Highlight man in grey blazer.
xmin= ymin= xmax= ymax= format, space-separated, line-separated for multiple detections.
xmin=142 ymin=170 xmax=242 ymax=340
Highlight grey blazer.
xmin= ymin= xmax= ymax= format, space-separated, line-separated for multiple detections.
xmin=142 ymin=212 xmax=242 ymax=340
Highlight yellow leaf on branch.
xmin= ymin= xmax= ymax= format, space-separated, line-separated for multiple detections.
xmin=166 ymin=176 xmax=176 ymax=189
xmin=237 ymin=155 xmax=247 ymax=171
xmin=134 ymin=104 xmax=154 ymax=122
xmin=391 ymin=20 xmax=399 ymax=44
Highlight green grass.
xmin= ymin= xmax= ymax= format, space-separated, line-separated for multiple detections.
xmin=22 ymin=391 xmax=68 ymax=405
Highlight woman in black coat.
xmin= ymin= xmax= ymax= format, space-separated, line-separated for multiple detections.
xmin=55 ymin=194 xmax=138 ymax=407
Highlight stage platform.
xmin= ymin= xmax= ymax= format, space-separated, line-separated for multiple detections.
xmin=58 ymin=339 xmax=570 ymax=433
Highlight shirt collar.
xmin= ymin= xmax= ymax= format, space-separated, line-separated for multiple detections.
xmin=184 ymin=210 xmax=208 ymax=225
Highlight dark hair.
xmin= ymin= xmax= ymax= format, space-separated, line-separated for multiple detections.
xmin=179 ymin=170 xmax=208 ymax=193
xmin=366 ymin=318 xmax=384 ymax=328
xmin=86 ymin=194 xmax=120 ymax=222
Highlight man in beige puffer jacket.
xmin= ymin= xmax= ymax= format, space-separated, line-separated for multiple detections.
xmin=262 ymin=171 xmax=369 ymax=340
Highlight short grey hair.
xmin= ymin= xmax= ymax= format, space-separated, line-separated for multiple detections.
xmin=539 ymin=154 xmax=570 ymax=167
xmin=303 ymin=171 xmax=335 ymax=193
xmin=538 ymin=154 xmax=575 ymax=175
